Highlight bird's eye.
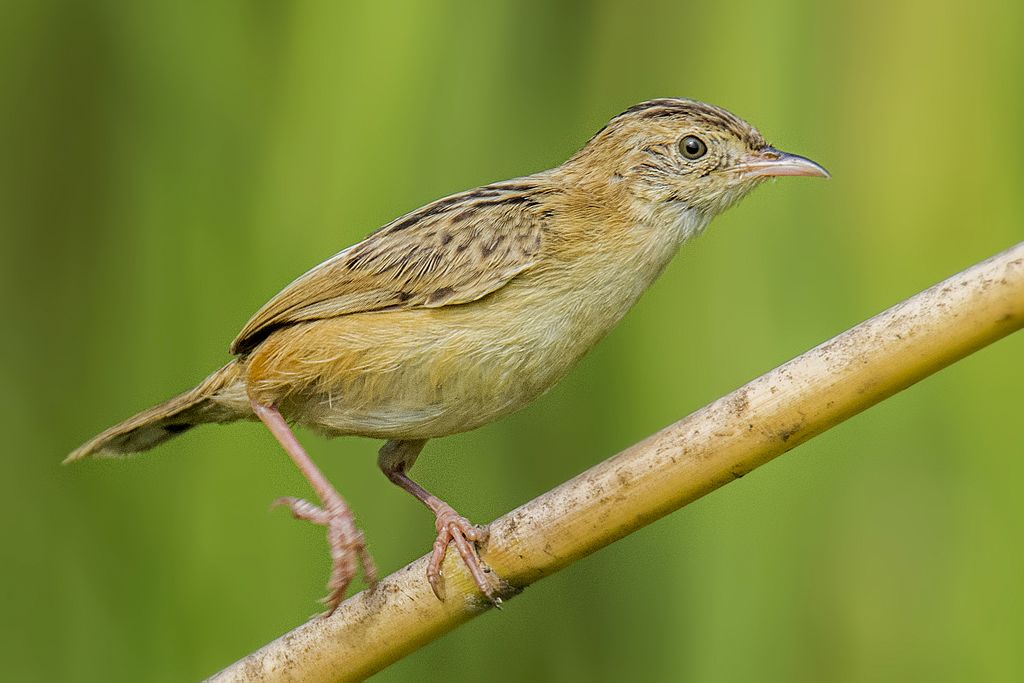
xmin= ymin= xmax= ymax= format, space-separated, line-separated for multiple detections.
xmin=679 ymin=135 xmax=708 ymax=160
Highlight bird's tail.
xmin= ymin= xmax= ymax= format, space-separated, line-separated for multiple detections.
xmin=65 ymin=361 xmax=250 ymax=463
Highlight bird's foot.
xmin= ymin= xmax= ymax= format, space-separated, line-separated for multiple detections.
xmin=428 ymin=504 xmax=499 ymax=606
xmin=273 ymin=496 xmax=378 ymax=615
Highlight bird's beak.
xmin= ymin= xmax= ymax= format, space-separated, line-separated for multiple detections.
xmin=734 ymin=147 xmax=830 ymax=179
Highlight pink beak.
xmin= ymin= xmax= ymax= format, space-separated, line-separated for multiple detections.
xmin=735 ymin=147 xmax=830 ymax=179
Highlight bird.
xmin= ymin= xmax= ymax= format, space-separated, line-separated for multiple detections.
xmin=67 ymin=98 xmax=829 ymax=614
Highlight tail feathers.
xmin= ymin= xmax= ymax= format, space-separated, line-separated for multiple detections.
xmin=65 ymin=361 xmax=248 ymax=463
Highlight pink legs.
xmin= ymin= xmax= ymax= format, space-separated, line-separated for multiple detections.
xmin=251 ymin=405 xmax=494 ymax=609
xmin=378 ymin=439 xmax=499 ymax=604
xmin=252 ymin=401 xmax=376 ymax=615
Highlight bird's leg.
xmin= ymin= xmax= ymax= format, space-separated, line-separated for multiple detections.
xmin=251 ymin=401 xmax=376 ymax=615
xmin=378 ymin=439 xmax=498 ymax=604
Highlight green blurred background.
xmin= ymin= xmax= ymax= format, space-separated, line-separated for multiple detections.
xmin=3 ymin=1 xmax=1022 ymax=680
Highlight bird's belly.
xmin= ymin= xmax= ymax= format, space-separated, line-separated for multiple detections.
xmin=295 ymin=341 xmax=554 ymax=440
xmin=248 ymin=276 xmax=633 ymax=441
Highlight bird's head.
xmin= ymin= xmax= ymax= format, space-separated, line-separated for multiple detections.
xmin=568 ymin=98 xmax=828 ymax=221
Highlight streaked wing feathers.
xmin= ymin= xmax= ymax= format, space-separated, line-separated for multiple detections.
xmin=230 ymin=184 xmax=547 ymax=354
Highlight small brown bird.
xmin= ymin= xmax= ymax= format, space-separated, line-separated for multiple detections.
xmin=68 ymin=98 xmax=828 ymax=612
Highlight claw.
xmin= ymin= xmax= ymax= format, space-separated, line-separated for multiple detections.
xmin=272 ymin=494 xmax=376 ymax=616
xmin=427 ymin=506 xmax=500 ymax=605
xmin=272 ymin=496 xmax=330 ymax=525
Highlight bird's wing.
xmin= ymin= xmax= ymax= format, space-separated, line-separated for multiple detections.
xmin=230 ymin=183 xmax=548 ymax=355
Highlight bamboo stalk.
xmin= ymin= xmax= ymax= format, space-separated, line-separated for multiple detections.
xmin=210 ymin=242 xmax=1024 ymax=682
